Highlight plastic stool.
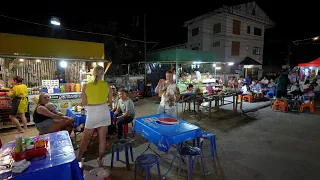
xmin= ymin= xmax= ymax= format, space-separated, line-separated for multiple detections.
xmin=199 ymin=132 xmax=216 ymax=160
xmin=178 ymin=146 xmax=205 ymax=180
xmin=111 ymin=139 xmax=134 ymax=170
xmin=134 ymin=154 xmax=161 ymax=180
xmin=123 ymin=122 xmax=134 ymax=138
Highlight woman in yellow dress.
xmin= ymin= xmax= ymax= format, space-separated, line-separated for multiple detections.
xmin=7 ymin=76 xmax=28 ymax=133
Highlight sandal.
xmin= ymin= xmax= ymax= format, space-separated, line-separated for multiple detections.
xmin=97 ymin=158 xmax=103 ymax=167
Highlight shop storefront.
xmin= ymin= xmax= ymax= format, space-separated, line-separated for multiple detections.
xmin=0 ymin=33 xmax=111 ymax=129
xmin=239 ymin=57 xmax=263 ymax=80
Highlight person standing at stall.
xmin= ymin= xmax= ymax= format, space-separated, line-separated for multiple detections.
xmin=77 ymin=65 xmax=113 ymax=167
xmin=275 ymin=71 xmax=291 ymax=99
xmin=155 ymin=70 xmax=180 ymax=116
xmin=7 ymin=76 xmax=28 ymax=133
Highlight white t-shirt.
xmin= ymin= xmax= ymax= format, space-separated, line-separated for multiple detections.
xmin=261 ymin=79 xmax=269 ymax=85
xmin=195 ymin=71 xmax=201 ymax=80
xmin=159 ymin=83 xmax=180 ymax=109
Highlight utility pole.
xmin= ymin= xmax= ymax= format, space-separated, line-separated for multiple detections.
xmin=287 ymin=44 xmax=292 ymax=69
xmin=144 ymin=13 xmax=147 ymax=83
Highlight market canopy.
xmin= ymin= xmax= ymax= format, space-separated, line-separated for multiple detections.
xmin=298 ymin=57 xmax=320 ymax=67
xmin=0 ymin=33 xmax=106 ymax=61
xmin=146 ymin=49 xmax=216 ymax=63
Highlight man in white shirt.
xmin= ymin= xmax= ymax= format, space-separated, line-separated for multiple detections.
xmin=288 ymin=72 xmax=297 ymax=83
xmin=260 ymin=77 xmax=269 ymax=85
xmin=155 ymin=71 xmax=180 ymax=116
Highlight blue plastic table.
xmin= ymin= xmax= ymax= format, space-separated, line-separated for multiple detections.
xmin=66 ymin=108 xmax=114 ymax=128
xmin=0 ymin=131 xmax=83 ymax=180
xmin=132 ymin=114 xmax=202 ymax=152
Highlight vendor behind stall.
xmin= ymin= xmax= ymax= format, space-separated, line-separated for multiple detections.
xmin=7 ymin=76 xmax=28 ymax=133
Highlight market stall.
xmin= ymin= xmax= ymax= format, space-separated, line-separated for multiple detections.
xmin=0 ymin=33 xmax=111 ymax=129
xmin=146 ymin=49 xmax=239 ymax=117
xmin=298 ymin=57 xmax=320 ymax=82
xmin=146 ymin=49 xmax=220 ymax=93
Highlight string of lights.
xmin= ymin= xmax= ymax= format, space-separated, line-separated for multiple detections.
xmin=293 ymin=36 xmax=319 ymax=45
xmin=0 ymin=14 xmax=158 ymax=44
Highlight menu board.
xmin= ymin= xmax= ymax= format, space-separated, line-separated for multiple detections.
xmin=28 ymin=92 xmax=82 ymax=122
xmin=42 ymin=80 xmax=59 ymax=88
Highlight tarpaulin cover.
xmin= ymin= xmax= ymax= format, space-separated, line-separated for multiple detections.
xmin=0 ymin=131 xmax=83 ymax=180
xmin=132 ymin=114 xmax=202 ymax=152
xmin=298 ymin=57 xmax=320 ymax=67
xmin=146 ymin=49 xmax=216 ymax=63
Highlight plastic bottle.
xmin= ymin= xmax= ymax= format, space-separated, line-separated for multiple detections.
xmin=15 ymin=135 xmax=22 ymax=153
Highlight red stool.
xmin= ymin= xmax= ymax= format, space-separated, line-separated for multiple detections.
xmin=123 ymin=122 xmax=134 ymax=138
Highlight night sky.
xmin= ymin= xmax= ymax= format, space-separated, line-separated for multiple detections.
xmin=0 ymin=1 xmax=319 ymax=66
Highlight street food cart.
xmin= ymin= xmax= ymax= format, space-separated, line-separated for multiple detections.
xmin=0 ymin=33 xmax=111 ymax=129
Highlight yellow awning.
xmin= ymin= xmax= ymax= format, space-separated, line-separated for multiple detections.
xmin=0 ymin=33 xmax=105 ymax=60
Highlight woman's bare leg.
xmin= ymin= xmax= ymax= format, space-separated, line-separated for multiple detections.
xmin=63 ymin=120 xmax=74 ymax=134
xmin=50 ymin=120 xmax=74 ymax=134
xmin=97 ymin=126 xmax=108 ymax=167
xmin=18 ymin=113 xmax=28 ymax=130
xmin=9 ymin=115 xmax=24 ymax=132
xmin=77 ymin=128 xmax=95 ymax=162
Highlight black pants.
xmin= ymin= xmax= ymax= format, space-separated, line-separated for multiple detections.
xmin=276 ymin=90 xmax=287 ymax=98
xmin=10 ymin=97 xmax=21 ymax=115
xmin=115 ymin=115 xmax=133 ymax=139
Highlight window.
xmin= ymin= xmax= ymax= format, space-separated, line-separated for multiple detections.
xmin=213 ymin=42 xmax=220 ymax=47
xmin=192 ymin=27 xmax=199 ymax=36
xmin=213 ymin=23 xmax=221 ymax=34
xmin=252 ymin=47 xmax=260 ymax=55
xmin=247 ymin=26 xmax=250 ymax=34
xmin=233 ymin=20 xmax=241 ymax=35
xmin=252 ymin=9 xmax=256 ymax=16
xmin=231 ymin=41 xmax=240 ymax=56
xmin=254 ymin=27 xmax=262 ymax=36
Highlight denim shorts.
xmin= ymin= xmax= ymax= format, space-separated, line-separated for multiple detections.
xmin=35 ymin=119 xmax=55 ymax=134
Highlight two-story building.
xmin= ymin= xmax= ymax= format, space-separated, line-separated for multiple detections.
xmin=183 ymin=1 xmax=275 ymax=79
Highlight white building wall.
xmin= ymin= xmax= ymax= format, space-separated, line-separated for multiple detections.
xmin=227 ymin=14 xmax=264 ymax=63
xmin=187 ymin=20 xmax=204 ymax=50
xmin=185 ymin=2 xmax=274 ymax=67
xmin=202 ymin=13 xmax=227 ymax=62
